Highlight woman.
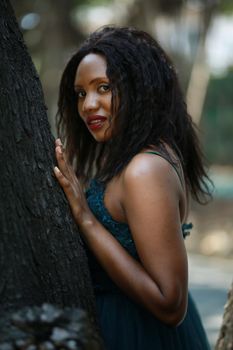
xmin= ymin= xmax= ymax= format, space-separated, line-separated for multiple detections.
xmin=54 ymin=26 xmax=211 ymax=349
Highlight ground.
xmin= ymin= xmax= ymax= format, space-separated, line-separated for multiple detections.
xmin=189 ymin=253 xmax=232 ymax=349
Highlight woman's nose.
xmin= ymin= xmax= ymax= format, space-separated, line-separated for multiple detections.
xmin=82 ymin=93 xmax=99 ymax=112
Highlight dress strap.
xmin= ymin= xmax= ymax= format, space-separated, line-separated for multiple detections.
xmin=144 ymin=151 xmax=184 ymax=188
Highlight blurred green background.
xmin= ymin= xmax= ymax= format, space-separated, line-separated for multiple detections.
xmin=12 ymin=0 xmax=233 ymax=258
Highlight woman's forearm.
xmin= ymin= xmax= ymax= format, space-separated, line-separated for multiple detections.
xmin=80 ymin=215 xmax=187 ymax=326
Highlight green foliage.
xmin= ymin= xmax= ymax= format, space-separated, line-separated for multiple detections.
xmin=201 ymin=69 xmax=233 ymax=165
xmin=218 ymin=0 xmax=233 ymax=14
xmin=72 ymin=0 xmax=110 ymax=7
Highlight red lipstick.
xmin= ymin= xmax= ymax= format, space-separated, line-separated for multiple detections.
xmin=86 ymin=115 xmax=107 ymax=131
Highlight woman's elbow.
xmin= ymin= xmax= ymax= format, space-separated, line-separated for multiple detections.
xmin=150 ymin=289 xmax=188 ymax=327
xmin=163 ymin=293 xmax=188 ymax=326
xmin=164 ymin=304 xmax=187 ymax=327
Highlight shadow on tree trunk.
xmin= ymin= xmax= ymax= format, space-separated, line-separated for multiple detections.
xmin=0 ymin=0 xmax=98 ymax=340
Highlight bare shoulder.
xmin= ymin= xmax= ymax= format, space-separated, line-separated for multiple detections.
xmin=122 ymin=152 xmax=182 ymax=194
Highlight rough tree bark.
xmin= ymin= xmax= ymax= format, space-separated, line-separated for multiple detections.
xmin=11 ymin=0 xmax=86 ymax=131
xmin=215 ymin=282 xmax=233 ymax=350
xmin=0 ymin=0 xmax=96 ymax=335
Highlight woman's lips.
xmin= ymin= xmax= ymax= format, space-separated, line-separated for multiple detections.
xmin=87 ymin=116 xmax=107 ymax=131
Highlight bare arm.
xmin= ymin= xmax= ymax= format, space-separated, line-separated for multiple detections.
xmin=54 ymin=140 xmax=188 ymax=326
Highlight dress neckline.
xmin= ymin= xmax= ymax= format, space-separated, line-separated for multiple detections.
xmin=90 ymin=179 xmax=129 ymax=227
xmin=88 ymin=179 xmax=192 ymax=238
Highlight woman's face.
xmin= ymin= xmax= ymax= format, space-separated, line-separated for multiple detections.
xmin=74 ymin=53 xmax=115 ymax=142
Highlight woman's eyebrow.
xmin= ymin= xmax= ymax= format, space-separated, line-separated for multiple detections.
xmin=74 ymin=84 xmax=82 ymax=89
xmin=74 ymin=77 xmax=109 ymax=89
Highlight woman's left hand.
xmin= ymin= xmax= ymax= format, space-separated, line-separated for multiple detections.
xmin=54 ymin=138 xmax=93 ymax=228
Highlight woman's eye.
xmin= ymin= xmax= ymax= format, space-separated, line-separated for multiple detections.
xmin=76 ymin=90 xmax=86 ymax=98
xmin=99 ymin=84 xmax=110 ymax=93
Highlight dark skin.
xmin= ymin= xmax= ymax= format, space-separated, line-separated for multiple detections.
xmin=54 ymin=53 xmax=188 ymax=326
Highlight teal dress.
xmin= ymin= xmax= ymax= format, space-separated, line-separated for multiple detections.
xmin=86 ymin=178 xmax=210 ymax=350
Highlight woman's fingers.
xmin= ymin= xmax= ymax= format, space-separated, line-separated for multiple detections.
xmin=54 ymin=166 xmax=70 ymax=189
xmin=55 ymin=138 xmax=62 ymax=147
xmin=54 ymin=139 xmax=80 ymax=200
xmin=55 ymin=139 xmax=73 ymax=180
xmin=54 ymin=142 xmax=89 ymax=224
xmin=54 ymin=166 xmax=84 ymax=221
xmin=54 ymin=166 xmax=76 ymax=201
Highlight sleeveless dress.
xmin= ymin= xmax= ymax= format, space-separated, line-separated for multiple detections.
xmin=85 ymin=153 xmax=210 ymax=350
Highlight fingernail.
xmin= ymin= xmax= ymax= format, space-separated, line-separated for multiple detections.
xmin=54 ymin=166 xmax=60 ymax=173
xmin=57 ymin=138 xmax=62 ymax=146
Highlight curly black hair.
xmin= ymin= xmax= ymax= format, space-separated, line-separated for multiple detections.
xmin=57 ymin=25 xmax=212 ymax=203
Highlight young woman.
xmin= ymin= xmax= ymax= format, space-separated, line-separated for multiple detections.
xmin=54 ymin=26 xmax=211 ymax=349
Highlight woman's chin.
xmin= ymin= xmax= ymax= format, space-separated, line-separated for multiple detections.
xmin=89 ymin=129 xmax=112 ymax=143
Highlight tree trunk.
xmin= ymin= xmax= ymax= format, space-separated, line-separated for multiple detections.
xmin=0 ymin=0 xmax=96 ymax=332
xmin=215 ymin=282 xmax=233 ymax=350
xmin=186 ymin=3 xmax=216 ymax=125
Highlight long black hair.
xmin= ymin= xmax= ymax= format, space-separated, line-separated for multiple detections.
xmin=57 ymin=25 xmax=212 ymax=203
